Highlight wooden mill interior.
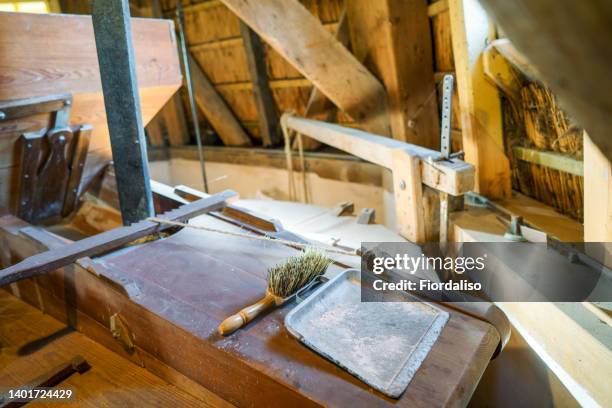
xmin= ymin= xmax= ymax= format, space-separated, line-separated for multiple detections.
xmin=0 ymin=0 xmax=610 ymax=407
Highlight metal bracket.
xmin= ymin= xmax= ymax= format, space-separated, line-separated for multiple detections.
xmin=439 ymin=75 xmax=455 ymax=245
xmin=440 ymin=75 xmax=453 ymax=159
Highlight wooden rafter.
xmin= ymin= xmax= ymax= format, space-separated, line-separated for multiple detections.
xmin=219 ymin=0 xmax=391 ymax=136
xmin=188 ymin=54 xmax=252 ymax=146
xmin=240 ymin=22 xmax=281 ymax=147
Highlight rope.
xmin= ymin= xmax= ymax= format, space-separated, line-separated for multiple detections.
xmin=146 ymin=217 xmax=360 ymax=256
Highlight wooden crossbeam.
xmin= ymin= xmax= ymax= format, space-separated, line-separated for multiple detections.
xmin=220 ymin=0 xmax=391 ymax=136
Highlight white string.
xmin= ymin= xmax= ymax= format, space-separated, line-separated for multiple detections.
xmin=146 ymin=217 xmax=360 ymax=257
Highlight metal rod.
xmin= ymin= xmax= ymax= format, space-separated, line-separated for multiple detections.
xmin=91 ymin=0 xmax=154 ymax=225
xmin=176 ymin=0 xmax=209 ymax=193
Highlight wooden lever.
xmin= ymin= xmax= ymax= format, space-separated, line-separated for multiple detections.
xmin=218 ymin=292 xmax=283 ymax=336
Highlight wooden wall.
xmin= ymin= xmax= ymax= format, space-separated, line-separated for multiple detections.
xmin=159 ymin=0 xmax=347 ymax=145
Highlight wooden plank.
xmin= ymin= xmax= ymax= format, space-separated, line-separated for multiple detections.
xmin=220 ymin=0 xmax=391 ymax=136
xmin=477 ymin=0 xmax=612 ymax=165
xmin=428 ymin=0 xmax=449 ymax=17
xmin=240 ymin=23 xmax=281 ymax=147
xmin=448 ymin=0 xmax=511 ymax=199
xmin=283 ymin=115 xmax=474 ymax=196
xmin=0 ymin=291 xmax=226 ymax=407
xmin=347 ymin=0 xmax=440 ymax=148
xmin=513 ymin=146 xmax=583 ymax=177
xmin=491 ymin=38 xmax=540 ymax=80
xmin=0 ymin=12 xmax=181 ymax=174
xmin=188 ymin=54 xmax=252 ymax=146
xmin=0 ymin=191 xmax=236 ymax=286
xmin=149 ymin=145 xmax=385 ymax=187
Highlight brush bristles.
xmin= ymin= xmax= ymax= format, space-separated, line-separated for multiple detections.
xmin=266 ymin=250 xmax=331 ymax=298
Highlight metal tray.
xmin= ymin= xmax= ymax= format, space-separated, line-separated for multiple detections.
xmin=285 ymin=269 xmax=449 ymax=398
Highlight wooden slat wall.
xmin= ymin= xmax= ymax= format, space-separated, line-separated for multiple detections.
xmin=160 ymin=0 xmax=346 ymax=143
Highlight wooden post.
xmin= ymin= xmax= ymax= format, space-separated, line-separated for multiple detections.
xmin=220 ymin=0 xmax=391 ymax=136
xmin=584 ymin=132 xmax=612 ymax=267
xmin=91 ymin=0 xmax=154 ymax=224
xmin=281 ymin=114 xmax=474 ymax=243
xmin=240 ymin=22 xmax=281 ymax=147
xmin=448 ymin=0 xmax=511 ymax=199
xmin=346 ymin=0 xmax=440 ymax=148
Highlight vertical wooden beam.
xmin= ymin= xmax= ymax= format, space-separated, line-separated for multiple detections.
xmin=240 ymin=22 xmax=281 ymax=147
xmin=584 ymin=132 xmax=612 ymax=267
xmin=91 ymin=0 xmax=154 ymax=224
xmin=346 ymin=0 xmax=440 ymax=148
xmin=392 ymin=150 xmax=426 ymax=242
xmin=449 ymin=0 xmax=511 ymax=199
xmin=188 ymin=54 xmax=252 ymax=147
xmin=220 ymin=0 xmax=391 ymax=136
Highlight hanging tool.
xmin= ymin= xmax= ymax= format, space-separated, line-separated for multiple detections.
xmin=0 ymin=191 xmax=236 ymax=287
xmin=218 ymin=250 xmax=331 ymax=336
xmin=176 ymin=0 xmax=208 ymax=193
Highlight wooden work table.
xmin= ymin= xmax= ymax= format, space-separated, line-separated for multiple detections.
xmin=0 ymin=213 xmax=499 ymax=407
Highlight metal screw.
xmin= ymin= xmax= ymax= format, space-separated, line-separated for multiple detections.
xmin=24 ymin=174 xmax=29 ymax=179
xmin=59 ymin=135 xmax=66 ymax=143
xmin=26 ymin=143 xmax=32 ymax=149
xmin=0 ymin=111 xmax=5 ymax=120
xmin=399 ymin=180 xmax=406 ymax=190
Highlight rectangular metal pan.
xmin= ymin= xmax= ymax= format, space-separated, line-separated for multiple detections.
xmin=285 ymin=268 xmax=449 ymax=398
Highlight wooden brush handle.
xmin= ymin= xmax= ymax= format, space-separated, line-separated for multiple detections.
xmin=218 ymin=293 xmax=277 ymax=336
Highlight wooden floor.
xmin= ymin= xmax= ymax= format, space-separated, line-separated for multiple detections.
xmin=0 ymin=289 xmax=220 ymax=407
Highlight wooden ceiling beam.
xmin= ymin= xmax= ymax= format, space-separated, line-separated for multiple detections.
xmin=219 ymin=0 xmax=391 ymax=137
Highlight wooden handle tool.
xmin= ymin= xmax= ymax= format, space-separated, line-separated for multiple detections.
xmin=218 ymin=291 xmax=284 ymax=336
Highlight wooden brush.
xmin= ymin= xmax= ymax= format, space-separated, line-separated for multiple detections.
xmin=218 ymin=250 xmax=331 ymax=336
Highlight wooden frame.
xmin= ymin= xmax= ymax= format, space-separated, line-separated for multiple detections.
xmin=281 ymin=114 xmax=474 ymax=242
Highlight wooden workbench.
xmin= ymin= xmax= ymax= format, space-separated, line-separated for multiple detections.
xmin=0 ymin=212 xmax=499 ymax=407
